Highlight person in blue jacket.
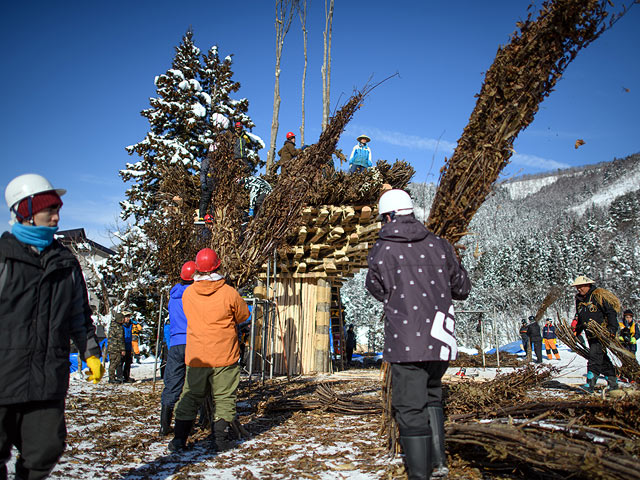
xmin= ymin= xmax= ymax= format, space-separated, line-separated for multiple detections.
xmin=160 ymin=260 xmax=196 ymax=436
xmin=348 ymin=134 xmax=372 ymax=173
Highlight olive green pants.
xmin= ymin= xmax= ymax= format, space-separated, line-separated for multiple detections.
xmin=174 ymin=364 xmax=239 ymax=423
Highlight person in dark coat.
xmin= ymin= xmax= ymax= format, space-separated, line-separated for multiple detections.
xmin=1 ymin=174 xmax=103 ymax=480
xmin=618 ymin=309 xmax=638 ymax=354
xmin=518 ymin=319 xmax=529 ymax=356
xmin=273 ymin=132 xmax=301 ymax=176
xmin=366 ymin=189 xmax=471 ymax=480
xmin=345 ymin=325 xmax=357 ymax=365
xmin=526 ymin=316 xmax=543 ymax=364
xmin=572 ymin=275 xmax=620 ymax=391
xmin=160 ymin=261 xmax=196 ymax=436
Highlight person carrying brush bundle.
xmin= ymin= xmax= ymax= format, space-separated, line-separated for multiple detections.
xmin=572 ymin=275 xmax=620 ymax=392
xmin=366 ymin=189 xmax=471 ymax=480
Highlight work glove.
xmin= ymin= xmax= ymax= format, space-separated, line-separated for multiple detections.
xmin=85 ymin=356 xmax=105 ymax=384
xmin=632 ymin=337 xmax=637 ymax=345
xmin=619 ymin=336 xmax=625 ymax=342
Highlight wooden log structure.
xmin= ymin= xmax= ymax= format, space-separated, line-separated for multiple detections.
xmin=255 ymin=203 xmax=381 ymax=375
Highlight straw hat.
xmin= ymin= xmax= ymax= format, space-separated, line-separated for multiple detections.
xmin=571 ymin=275 xmax=595 ymax=286
xmin=357 ymin=134 xmax=371 ymax=143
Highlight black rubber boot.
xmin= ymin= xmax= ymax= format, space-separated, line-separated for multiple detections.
xmin=399 ymin=435 xmax=432 ymax=480
xmin=168 ymin=419 xmax=193 ymax=452
xmin=606 ymin=376 xmax=619 ymax=390
xmin=160 ymin=405 xmax=174 ymax=436
xmin=213 ymin=419 xmax=232 ymax=452
xmin=427 ymin=406 xmax=449 ymax=478
xmin=585 ymin=372 xmax=598 ymax=393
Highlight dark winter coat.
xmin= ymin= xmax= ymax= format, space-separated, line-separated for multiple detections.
xmin=233 ymin=131 xmax=252 ymax=161
xmin=0 ymin=232 xmax=100 ymax=405
xmin=527 ymin=321 xmax=542 ymax=341
xmin=365 ymin=214 xmax=471 ymax=363
xmin=274 ymin=140 xmax=300 ymax=176
xmin=168 ymin=282 xmax=189 ymax=347
xmin=575 ymin=285 xmax=619 ymax=339
xmin=542 ymin=324 xmax=557 ymax=339
xmin=519 ymin=324 xmax=529 ymax=340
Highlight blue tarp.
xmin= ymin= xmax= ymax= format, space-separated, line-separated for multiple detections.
xmin=486 ymin=340 xmax=525 ymax=355
xmin=69 ymin=338 xmax=107 ymax=373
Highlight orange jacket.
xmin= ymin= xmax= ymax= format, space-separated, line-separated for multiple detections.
xmin=182 ymin=278 xmax=250 ymax=368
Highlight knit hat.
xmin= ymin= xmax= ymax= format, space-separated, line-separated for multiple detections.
xmin=16 ymin=191 xmax=63 ymax=220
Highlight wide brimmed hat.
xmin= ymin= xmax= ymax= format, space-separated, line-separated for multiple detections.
xmin=357 ymin=134 xmax=370 ymax=142
xmin=571 ymin=275 xmax=595 ymax=286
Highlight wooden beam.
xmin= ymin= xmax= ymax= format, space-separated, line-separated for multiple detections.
xmin=310 ymin=227 xmax=328 ymax=243
xmin=297 ymin=226 xmax=308 ymax=244
xmin=326 ymin=226 xmax=344 ymax=244
xmin=359 ymin=206 xmax=372 ymax=223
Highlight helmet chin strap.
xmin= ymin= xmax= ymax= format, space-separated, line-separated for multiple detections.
xmin=10 ymin=196 xmax=35 ymax=225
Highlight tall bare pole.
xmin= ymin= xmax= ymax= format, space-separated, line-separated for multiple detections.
xmin=267 ymin=0 xmax=297 ymax=173
xmin=321 ymin=0 xmax=334 ymax=132
xmin=299 ymin=0 xmax=308 ymax=145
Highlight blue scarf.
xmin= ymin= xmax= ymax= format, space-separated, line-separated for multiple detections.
xmin=12 ymin=223 xmax=58 ymax=251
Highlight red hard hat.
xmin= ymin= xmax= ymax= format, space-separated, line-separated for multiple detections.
xmin=235 ymin=122 xmax=242 ymax=128
xmin=286 ymin=131 xmax=295 ymax=139
xmin=195 ymin=248 xmax=221 ymax=273
xmin=180 ymin=261 xmax=197 ymax=281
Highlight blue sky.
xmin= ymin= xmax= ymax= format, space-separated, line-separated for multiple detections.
xmin=1 ymin=1 xmax=638 ymax=245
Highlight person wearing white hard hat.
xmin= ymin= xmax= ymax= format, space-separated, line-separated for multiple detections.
xmin=1 ymin=174 xmax=103 ymax=479
xmin=348 ymin=134 xmax=372 ymax=174
xmin=571 ymin=275 xmax=621 ymax=392
xmin=366 ymin=189 xmax=471 ymax=480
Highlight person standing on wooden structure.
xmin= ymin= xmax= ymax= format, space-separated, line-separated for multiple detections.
xmin=168 ymin=248 xmax=250 ymax=452
xmin=273 ymin=131 xmax=301 ymax=176
xmin=366 ymin=189 xmax=471 ymax=480
xmin=348 ymin=134 xmax=372 ymax=173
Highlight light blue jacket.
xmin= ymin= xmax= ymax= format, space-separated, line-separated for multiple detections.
xmin=348 ymin=143 xmax=372 ymax=167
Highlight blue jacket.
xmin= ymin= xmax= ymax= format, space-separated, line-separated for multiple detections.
xmin=164 ymin=322 xmax=171 ymax=349
xmin=123 ymin=324 xmax=132 ymax=351
xmin=168 ymin=283 xmax=189 ymax=346
xmin=348 ymin=143 xmax=372 ymax=168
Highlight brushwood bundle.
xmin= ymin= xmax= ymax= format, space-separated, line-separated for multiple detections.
xmin=427 ymin=0 xmax=617 ymax=245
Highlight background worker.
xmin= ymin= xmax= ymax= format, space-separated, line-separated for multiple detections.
xmin=160 ymin=261 xmax=196 ymax=436
xmin=526 ymin=316 xmax=543 ymax=364
xmin=618 ymin=309 xmax=638 ymax=354
xmin=348 ymin=134 xmax=372 ymax=173
xmin=169 ymin=248 xmax=250 ymax=452
xmin=366 ymin=189 xmax=471 ymax=480
xmin=519 ymin=319 xmax=529 ymax=357
xmin=345 ymin=325 xmax=357 ymax=366
xmin=1 ymin=174 xmax=103 ymax=480
xmin=542 ymin=319 xmax=561 ymax=360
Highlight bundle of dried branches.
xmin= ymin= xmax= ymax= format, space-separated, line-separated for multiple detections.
xmin=533 ymin=285 xmax=564 ymax=321
xmin=427 ymin=0 xmax=621 ymax=245
xmin=588 ymin=320 xmax=640 ymax=382
xmin=445 ymin=364 xmax=555 ymax=416
xmin=260 ymin=382 xmax=382 ymax=415
xmin=447 ymin=418 xmax=640 ymax=480
xmin=555 ymin=317 xmax=590 ymax=359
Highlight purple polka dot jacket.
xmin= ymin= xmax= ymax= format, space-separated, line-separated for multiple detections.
xmin=365 ymin=214 xmax=471 ymax=363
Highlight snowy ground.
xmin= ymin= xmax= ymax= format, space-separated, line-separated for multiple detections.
xmin=5 ymin=343 xmax=638 ymax=479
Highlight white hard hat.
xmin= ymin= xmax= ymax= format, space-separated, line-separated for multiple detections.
xmin=5 ymin=174 xmax=66 ymax=210
xmin=378 ymin=189 xmax=414 ymax=216
xmin=5 ymin=174 xmax=66 ymax=224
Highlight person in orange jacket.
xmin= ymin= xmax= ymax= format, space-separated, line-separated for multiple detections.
xmin=131 ymin=321 xmax=142 ymax=364
xmin=168 ymin=248 xmax=250 ymax=453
